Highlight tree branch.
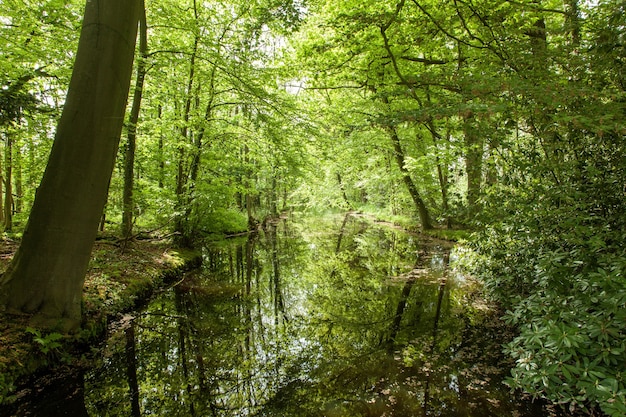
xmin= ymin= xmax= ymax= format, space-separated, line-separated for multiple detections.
xmin=400 ymin=55 xmax=449 ymax=65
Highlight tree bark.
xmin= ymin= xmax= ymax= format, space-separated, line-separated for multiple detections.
xmin=122 ymin=0 xmax=148 ymax=238
xmin=125 ymin=323 xmax=142 ymax=417
xmin=564 ymin=0 xmax=580 ymax=47
xmin=4 ymin=132 xmax=13 ymax=231
xmin=463 ymin=114 xmax=483 ymax=217
xmin=15 ymin=139 xmax=22 ymax=214
xmin=386 ymin=123 xmax=433 ymax=230
xmin=0 ymin=0 xmax=140 ymax=330
xmin=377 ymin=95 xmax=433 ymax=229
xmin=336 ymin=172 xmax=353 ymax=210
xmin=157 ymin=105 xmax=165 ymax=189
xmin=174 ymin=22 xmax=199 ymax=244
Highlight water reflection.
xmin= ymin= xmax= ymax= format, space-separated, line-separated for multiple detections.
xmin=80 ymin=214 xmax=548 ymax=416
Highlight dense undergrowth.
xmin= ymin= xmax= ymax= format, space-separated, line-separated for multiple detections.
xmin=467 ymin=145 xmax=626 ymax=416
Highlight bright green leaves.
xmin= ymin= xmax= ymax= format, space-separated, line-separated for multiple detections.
xmin=504 ymin=299 xmax=626 ymax=415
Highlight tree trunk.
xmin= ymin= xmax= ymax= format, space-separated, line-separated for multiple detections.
xmin=157 ymin=106 xmax=165 ymax=189
xmin=0 ymin=0 xmax=140 ymax=330
xmin=564 ymin=0 xmax=580 ymax=47
xmin=14 ymin=139 xmax=22 ymax=214
xmin=125 ymin=323 xmax=141 ymax=417
xmin=122 ymin=0 xmax=148 ymax=238
xmin=4 ymin=132 xmax=13 ymax=231
xmin=336 ymin=172 xmax=353 ymax=210
xmin=378 ymin=93 xmax=433 ymax=229
xmin=174 ymin=25 xmax=199 ymax=245
xmin=463 ymin=114 xmax=483 ymax=217
xmin=387 ymin=125 xmax=433 ymax=230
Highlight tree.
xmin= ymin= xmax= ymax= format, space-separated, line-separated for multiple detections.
xmin=122 ymin=0 xmax=148 ymax=239
xmin=0 ymin=0 xmax=141 ymax=330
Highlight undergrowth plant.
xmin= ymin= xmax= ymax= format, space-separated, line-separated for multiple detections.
xmin=25 ymin=327 xmax=64 ymax=359
xmin=469 ymin=154 xmax=626 ymax=416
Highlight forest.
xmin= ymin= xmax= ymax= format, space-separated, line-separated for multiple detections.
xmin=0 ymin=0 xmax=625 ymax=415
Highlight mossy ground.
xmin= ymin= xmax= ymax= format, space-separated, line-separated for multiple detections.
xmin=0 ymin=236 xmax=201 ymax=404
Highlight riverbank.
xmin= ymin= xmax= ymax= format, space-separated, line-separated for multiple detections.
xmin=0 ymin=236 xmax=202 ymax=404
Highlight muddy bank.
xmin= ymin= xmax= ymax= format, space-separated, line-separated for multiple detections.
xmin=0 ymin=237 xmax=202 ymax=405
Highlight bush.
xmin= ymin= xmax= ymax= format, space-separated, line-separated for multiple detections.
xmin=470 ymin=142 xmax=626 ymax=415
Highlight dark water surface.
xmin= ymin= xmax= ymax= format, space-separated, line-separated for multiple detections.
xmin=8 ymin=214 xmax=555 ymax=416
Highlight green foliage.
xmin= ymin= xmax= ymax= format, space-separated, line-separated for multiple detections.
xmin=423 ymin=228 xmax=471 ymax=243
xmin=0 ymin=372 xmax=16 ymax=404
xmin=25 ymin=327 xmax=64 ymax=357
xmin=198 ymin=207 xmax=249 ymax=236
xmin=82 ymin=272 xmax=126 ymax=313
xmin=470 ymin=128 xmax=626 ymax=415
xmin=2 ymin=0 xmax=625 ymax=413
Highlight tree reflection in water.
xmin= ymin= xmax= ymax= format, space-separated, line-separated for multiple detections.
xmin=84 ymin=214 xmax=550 ymax=416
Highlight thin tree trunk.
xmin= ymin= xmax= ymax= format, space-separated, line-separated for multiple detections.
xmin=122 ymin=0 xmax=148 ymax=238
xmin=377 ymin=89 xmax=433 ymax=229
xmin=174 ymin=17 xmax=199 ymax=244
xmin=424 ymin=88 xmax=451 ymax=227
xmin=157 ymin=105 xmax=165 ymax=189
xmin=14 ymin=139 xmax=22 ymax=214
xmin=125 ymin=323 xmax=142 ymax=417
xmin=386 ymin=123 xmax=433 ymax=230
xmin=336 ymin=172 xmax=353 ymax=210
xmin=243 ymin=143 xmax=256 ymax=228
xmin=564 ymin=0 xmax=580 ymax=47
xmin=27 ymin=135 xmax=35 ymax=190
xmin=463 ymin=114 xmax=483 ymax=217
xmin=188 ymin=65 xmax=216 ymax=189
xmin=0 ymin=0 xmax=140 ymax=330
xmin=176 ymin=38 xmax=198 ymax=198
xmin=4 ymin=133 xmax=13 ymax=231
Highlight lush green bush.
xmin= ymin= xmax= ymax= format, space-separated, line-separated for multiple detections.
xmin=469 ymin=133 xmax=626 ymax=415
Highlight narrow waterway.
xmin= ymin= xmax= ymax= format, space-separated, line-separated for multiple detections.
xmin=8 ymin=214 xmax=555 ymax=416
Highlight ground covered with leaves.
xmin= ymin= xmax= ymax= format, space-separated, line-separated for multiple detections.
xmin=0 ymin=236 xmax=201 ymax=404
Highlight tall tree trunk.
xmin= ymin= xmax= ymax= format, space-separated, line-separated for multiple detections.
xmin=27 ymin=135 xmax=35 ymax=190
xmin=336 ymin=172 xmax=353 ymax=210
xmin=4 ymin=133 xmax=13 ymax=231
xmin=386 ymin=124 xmax=433 ymax=230
xmin=463 ymin=114 xmax=483 ymax=217
xmin=243 ymin=143 xmax=256 ymax=228
xmin=174 ymin=18 xmax=199 ymax=244
xmin=270 ymin=176 xmax=278 ymax=217
xmin=435 ymin=155 xmax=450 ymax=226
xmin=424 ymin=87 xmax=451 ymax=227
xmin=378 ymin=88 xmax=433 ymax=229
xmin=157 ymin=105 xmax=165 ymax=189
xmin=122 ymin=0 xmax=148 ymax=238
xmin=564 ymin=0 xmax=580 ymax=47
xmin=187 ymin=65 xmax=216 ymax=199
xmin=125 ymin=323 xmax=142 ymax=417
xmin=14 ymin=139 xmax=22 ymax=214
xmin=0 ymin=0 xmax=140 ymax=330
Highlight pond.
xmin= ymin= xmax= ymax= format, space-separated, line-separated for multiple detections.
xmin=8 ymin=214 xmax=554 ymax=416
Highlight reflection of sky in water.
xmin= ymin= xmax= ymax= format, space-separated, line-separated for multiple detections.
xmin=81 ymin=214 xmax=550 ymax=417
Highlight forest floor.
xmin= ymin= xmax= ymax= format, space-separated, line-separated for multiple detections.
xmin=0 ymin=235 xmax=202 ymax=404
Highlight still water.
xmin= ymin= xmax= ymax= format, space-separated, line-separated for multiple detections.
xmin=10 ymin=214 xmax=553 ymax=416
